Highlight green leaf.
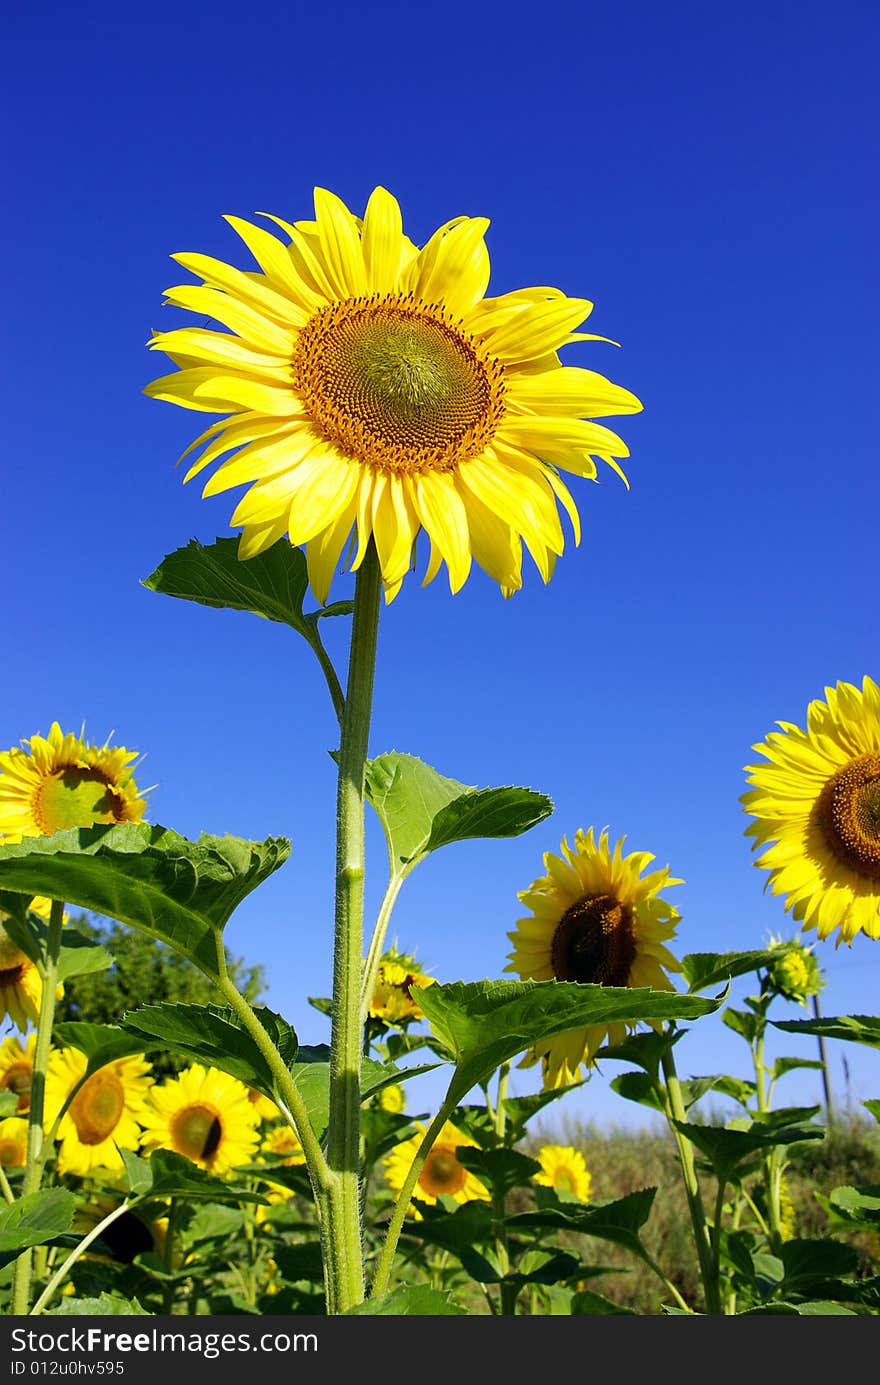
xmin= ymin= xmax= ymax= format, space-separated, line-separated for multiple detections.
xmin=120 ymin=1002 xmax=297 ymax=1101
xmin=511 ymin=1189 xmax=657 ymax=1263
xmin=401 ymin=1200 xmax=495 ymax=1254
xmin=0 ymin=824 xmax=290 ymax=980
xmin=819 ymin=1185 xmax=880 ymax=1227
xmin=609 ymin=1071 xmax=663 ymax=1111
xmin=461 ymin=1247 xmax=582 ymax=1288
xmin=773 ymin=1056 xmax=826 ymax=1080
xmin=418 ymin=979 xmax=721 ymax=1105
xmin=571 ymin=1289 xmax=639 ymax=1315
xmin=672 ymin=1114 xmax=823 ymax=1180
xmin=691 ymin=1074 xmax=756 ymax=1108
xmin=772 ymin=1015 xmax=880 ymax=1049
xmin=0 ymin=913 xmax=113 ymax=982
xmin=596 ymin=1028 xmax=683 ymax=1075
xmin=455 ymin=1147 xmax=541 ymax=1197
xmin=147 ymin=1150 xmax=267 ymax=1203
xmin=280 ymin=1045 xmax=418 ymax=1139
xmin=348 ymin=1286 xmax=467 ymax=1315
xmin=54 ymin=1023 xmax=152 ymax=1076
xmin=500 ymin=1085 xmax=585 ymax=1145
xmin=779 ymin=1238 xmax=859 ymax=1294
xmin=0 ymin=1091 xmax=20 ymax=1117
xmin=864 ymin=1100 xmax=880 ymax=1125
xmin=50 ymin=1293 xmax=149 ymax=1316
xmin=722 ymin=1007 xmax=763 ymax=1044
xmin=738 ymin=1300 xmax=857 ymax=1316
xmin=0 ymin=1189 xmax=75 ymax=1269
xmin=681 ymin=949 xmax=786 ymax=993
xmin=364 ymin=752 xmax=552 ymax=872
xmin=119 ymin=1149 xmax=153 ymax=1196
xmin=273 ymin=1242 xmax=325 ymax=1284
xmin=143 ymin=536 xmax=351 ymax=634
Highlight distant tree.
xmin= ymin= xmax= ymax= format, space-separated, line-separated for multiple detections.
xmin=58 ymin=915 xmax=266 ymax=1077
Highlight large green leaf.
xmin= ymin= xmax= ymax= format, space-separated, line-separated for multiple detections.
xmin=681 ymin=949 xmax=786 ymax=993
xmin=143 ymin=536 xmax=352 ymax=633
xmin=120 ymin=1002 xmax=297 ymax=1100
xmin=350 ymin=1286 xmax=467 ymax=1315
xmin=772 ymin=1015 xmax=880 ymax=1049
xmin=0 ymin=1189 xmax=75 ymax=1269
xmin=0 ymin=913 xmax=112 ymax=982
xmin=818 ymin=1185 xmax=880 ymax=1228
xmin=0 ymin=824 xmax=289 ymax=979
xmin=284 ymin=1046 xmax=420 ymax=1138
xmin=50 ymin=1293 xmax=149 ymax=1316
xmin=418 ymin=979 xmax=721 ymax=1104
xmin=778 ymin=1238 xmax=859 ymax=1294
xmin=364 ymin=753 xmax=552 ymax=872
xmin=147 ymin=1150 xmax=268 ymax=1202
xmin=510 ymin=1189 xmax=657 ymax=1263
xmin=673 ymin=1112 xmax=823 ymax=1180
xmin=54 ymin=1023 xmax=154 ymax=1076
xmin=455 ymin=1147 xmax=541 ymax=1197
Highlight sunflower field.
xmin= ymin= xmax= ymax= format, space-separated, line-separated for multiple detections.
xmin=1 ymin=187 xmax=877 ymax=1320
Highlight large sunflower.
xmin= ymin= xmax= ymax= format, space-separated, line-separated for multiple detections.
xmin=146 ymin=186 xmax=641 ymax=602
xmin=382 ymin=1119 xmax=489 ymax=1209
xmin=140 ymin=1064 xmax=260 ymax=1175
xmin=44 ymin=1049 xmax=154 ymax=1176
xmin=506 ymin=827 xmax=682 ymax=1087
xmin=0 ymin=1032 xmax=36 ymax=1112
xmin=0 ymin=723 xmax=146 ymax=843
xmin=742 ymin=676 xmax=880 ymax=945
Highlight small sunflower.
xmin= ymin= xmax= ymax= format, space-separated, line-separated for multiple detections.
xmin=262 ymin=1123 xmax=306 ymax=1166
xmin=765 ymin=935 xmax=824 ymax=1006
xmin=369 ymin=950 xmax=435 ymax=1023
xmin=506 ymin=827 xmax=683 ymax=1087
xmin=0 ymin=922 xmax=44 ymax=1034
xmin=0 ymin=1032 xmax=37 ymax=1111
xmin=147 ymin=186 xmax=642 ymax=603
xmin=141 ymin=1064 xmax=260 ymax=1175
xmin=247 ymin=1088 xmax=280 ymax=1122
xmin=742 ymin=676 xmax=880 ymax=944
xmin=0 ymin=723 xmax=147 ymax=844
xmin=383 ymin=1119 xmax=489 ymax=1209
xmin=45 ymin=1049 xmax=154 ymax=1176
xmin=533 ymin=1144 xmax=592 ymax=1202
xmin=0 ymin=1116 xmax=28 ymax=1168
xmin=377 ymin=1083 xmax=405 ymax=1114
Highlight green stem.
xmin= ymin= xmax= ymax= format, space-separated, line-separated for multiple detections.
xmin=492 ymin=1062 xmax=516 ymax=1314
xmin=310 ymin=633 xmax=346 ymax=727
xmin=659 ymin=1046 xmax=721 ymax=1315
xmin=12 ymin=898 xmax=65 ymax=1316
xmin=360 ymin=873 xmax=404 ymax=1026
xmin=162 ymin=1199 xmax=179 ymax=1315
xmin=0 ymin=1161 xmax=14 ymax=1205
xmin=326 ymin=541 xmax=382 ymax=1313
xmin=753 ymin=1023 xmax=782 ymax=1250
xmin=370 ymin=1093 xmax=458 ymax=1301
xmin=30 ymin=1198 xmax=135 ymax=1316
xmin=641 ymin=1251 xmax=693 ymax=1314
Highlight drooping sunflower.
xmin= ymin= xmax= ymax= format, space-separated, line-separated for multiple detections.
xmin=146 ymin=186 xmax=642 ymax=603
xmin=0 ymin=1032 xmax=37 ymax=1112
xmin=0 ymin=1116 xmax=28 ymax=1168
xmin=369 ymin=949 xmax=435 ymax=1023
xmin=0 ymin=922 xmax=43 ymax=1033
xmin=44 ymin=1049 xmax=154 ymax=1176
xmin=383 ymin=1119 xmax=490 ymax=1209
xmin=506 ymin=827 xmax=683 ymax=1088
xmin=0 ymin=723 xmax=146 ymax=843
xmin=533 ymin=1144 xmax=592 ymax=1202
xmin=742 ymin=676 xmax=880 ymax=945
xmin=140 ymin=1064 xmax=260 ymax=1175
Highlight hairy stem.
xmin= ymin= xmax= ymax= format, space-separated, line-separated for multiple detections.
xmin=659 ymin=1046 xmax=722 ymax=1315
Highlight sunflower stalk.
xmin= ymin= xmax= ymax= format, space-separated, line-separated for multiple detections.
xmin=11 ymin=896 xmax=65 ymax=1316
xmin=658 ymin=1043 xmax=721 ymax=1315
xmin=30 ymin=1197 xmax=135 ymax=1316
xmin=751 ymin=1005 xmax=783 ymax=1250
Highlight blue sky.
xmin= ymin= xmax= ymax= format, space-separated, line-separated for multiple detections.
xmin=4 ymin=1 xmax=877 ymax=1126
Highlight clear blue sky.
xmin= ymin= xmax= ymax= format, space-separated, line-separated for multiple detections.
xmin=4 ymin=1 xmax=877 ymax=1127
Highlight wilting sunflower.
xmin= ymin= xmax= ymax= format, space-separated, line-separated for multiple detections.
xmin=0 ymin=723 xmax=146 ymax=843
xmin=506 ymin=827 xmax=682 ymax=1087
xmin=743 ymin=676 xmax=880 ymax=944
xmin=0 ymin=1116 xmax=28 ymax=1168
xmin=383 ymin=1119 xmax=489 ymax=1209
xmin=141 ymin=1064 xmax=260 ymax=1175
xmin=533 ymin=1144 xmax=592 ymax=1202
xmin=44 ymin=1049 xmax=154 ymax=1176
xmin=0 ymin=1032 xmax=36 ymax=1112
xmin=369 ymin=949 xmax=435 ymax=1023
xmin=146 ymin=186 xmax=642 ymax=603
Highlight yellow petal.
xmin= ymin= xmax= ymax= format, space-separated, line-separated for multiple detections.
xmin=410 ymin=473 xmax=472 ymax=593
xmin=505 ymin=366 xmax=643 ymax=419
xmin=481 ymin=297 xmax=593 ymax=363
xmin=192 ymin=376 xmax=303 ymax=416
xmin=362 ymin=186 xmax=405 ymax=293
xmin=408 ymin=217 xmax=491 ymax=318
xmin=223 ymin=216 xmax=316 ymax=312
xmin=171 ymin=252 xmax=303 ymax=327
xmin=150 ymin=328 xmax=292 ymax=382
xmin=286 ymin=450 xmax=361 ymax=545
xmin=306 ymin=492 xmax=360 ymax=604
xmin=312 ymin=187 xmax=368 ymax=298
xmin=162 ymin=284 xmax=294 ymax=356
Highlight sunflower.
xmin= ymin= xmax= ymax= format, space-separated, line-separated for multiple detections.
xmin=44 ymin=1049 xmax=154 ymax=1176
xmin=0 ymin=723 xmax=146 ymax=843
xmin=146 ymin=186 xmax=642 ymax=603
xmin=141 ymin=1064 xmax=260 ymax=1175
xmin=0 ymin=1116 xmax=28 ymax=1168
xmin=377 ymin=1083 xmax=405 ymax=1114
xmin=0 ymin=922 xmax=43 ymax=1034
xmin=506 ymin=827 xmax=683 ymax=1088
xmin=369 ymin=949 xmax=435 ymax=1023
xmin=765 ymin=935 xmax=824 ymax=1006
xmin=382 ymin=1119 xmax=489 ymax=1209
xmin=247 ymin=1087 xmax=280 ymax=1122
xmin=742 ymin=676 xmax=880 ymax=945
xmin=262 ymin=1123 xmax=306 ymax=1166
xmin=0 ymin=1032 xmax=37 ymax=1112
xmin=533 ymin=1144 xmax=592 ymax=1202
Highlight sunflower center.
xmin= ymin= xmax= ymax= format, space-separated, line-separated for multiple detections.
xmin=33 ymin=768 xmax=124 ymax=835
xmin=69 ymin=1072 xmax=125 ymax=1146
xmin=294 ymin=294 xmax=505 ymax=474
xmin=551 ymin=893 xmax=636 ymax=985
xmin=171 ymin=1104 xmax=223 ymax=1163
xmin=0 ymin=1139 xmax=24 ymax=1168
xmin=2 ymin=1063 xmax=32 ymax=1110
xmin=419 ymin=1145 xmax=468 ymax=1198
xmin=816 ymin=753 xmax=880 ymax=880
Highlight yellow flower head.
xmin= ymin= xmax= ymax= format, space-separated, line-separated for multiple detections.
xmin=247 ymin=1087 xmax=280 ymax=1122
xmin=0 ymin=1032 xmax=37 ymax=1112
xmin=141 ymin=1064 xmax=260 ymax=1175
xmin=377 ymin=1083 xmax=405 ymax=1114
xmin=0 ymin=923 xmax=44 ymax=1034
xmin=146 ymin=186 xmax=642 ymax=603
xmin=383 ymin=1119 xmax=489 ymax=1209
xmin=369 ymin=949 xmax=435 ymax=1023
xmin=533 ymin=1144 xmax=592 ymax=1202
xmin=45 ymin=1049 xmax=154 ymax=1177
xmin=506 ymin=827 xmax=682 ymax=1087
xmin=766 ymin=935 xmax=824 ymax=1005
xmin=262 ymin=1123 xmax=306 ymax=1166
xmin=0 ymin=1116 xmax=28 ymax=1168
xmin=743 ymin=676 xmax=880 ymax=945
xmin=0 ymin=723 xmax=146 ymax=844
